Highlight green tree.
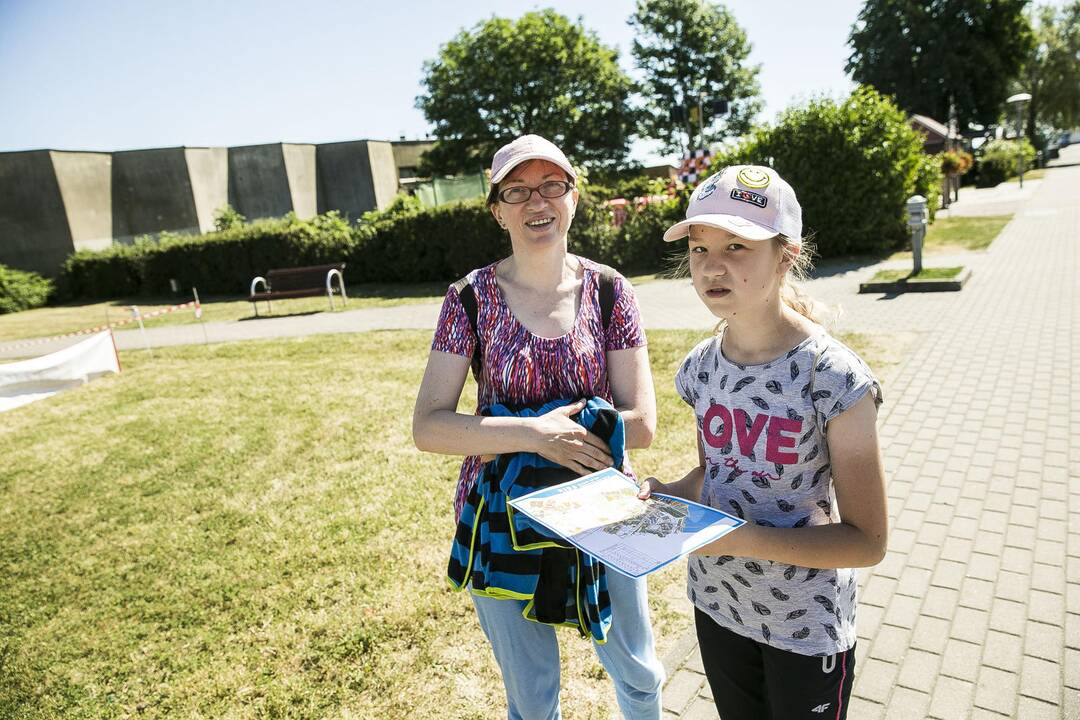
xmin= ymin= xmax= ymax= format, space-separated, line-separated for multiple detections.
xmin=846 ymin=0 xmax=1032 ymax=131
xmin=1016 ymin=2 xmax=1080 ymax=143
xmin=629 ymin=0 xmax=762 ymax=154
xmin=416 ymin=10 xmax=636 ymax=175
xmin=723 ymin=87 xmax=929 ymax=257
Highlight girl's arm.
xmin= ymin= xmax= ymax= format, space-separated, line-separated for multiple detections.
xmin=412 ymin=350 xmax=615 ymax=476
xmin=607 ymin=345 xmax=657 ymax=449
xmin=640 ymin=393 xmax=888 ymax=569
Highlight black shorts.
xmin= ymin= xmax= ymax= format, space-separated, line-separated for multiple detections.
xmin=695 ymin=607 xmax=856 ymax=720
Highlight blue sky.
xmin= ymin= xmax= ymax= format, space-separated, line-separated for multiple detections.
xmin=0 ymin=0 xmax=869 ymax=163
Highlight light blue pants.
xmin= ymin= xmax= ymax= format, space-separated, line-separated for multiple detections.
xmin=471 ymin=571 xmax=665 ymax=720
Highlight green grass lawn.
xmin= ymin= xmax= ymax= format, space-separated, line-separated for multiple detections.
xmin=869 ymin=266 xmax=964 ymax=283
xmin=0 ymin=329 xmax=889 ymax=719
xmin=0 ymin=283 xmax=447 ymax=345
xmin=885 ymin=214 xmax=1011 ymax=261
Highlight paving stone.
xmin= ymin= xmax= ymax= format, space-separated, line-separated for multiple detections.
xmin=896 ymin=566 xmax=932 ymax=598
xmin=982 ymin=629 xmax=1023 ymax=673
xmin=884 ymin=687 xmax=931 ymax=719
xmin=870 ymin=624 xmax=913 ymax=664
xmin=974 ymin=666 xmax=1019 ymax=716
xmin=994 ymin=570 xmax=1031 ymax=603
xmin=1028 ymin=589 xmax=1065 ymax=626
xmin=906 ymin=542 xmax=939 ymax=570
xmin=883 ymin=594 xmax=922 ymax=630
xmin=949 ymin=606 xmax=991 ymax=645
xmin=1024 ymin=620 xmax=1065 ymax=663
xmin=1000 ymin=546 xmax=1034 ymax=574
xmin=1030 ymin=562 xmax=1065 ymax=595
xmin=928 ymin=675 xmax=975 ymax=720
xmin=895 ymin=648 xmax=941 ymax=694
xmin=966 ymin=552 xmax=1000 ymax=582
xmin=940 ymin=639 xmax=982 ymax=683
xmin=855 ymin=658 xmax=899 ymax=705
xmin=989 ymin=598 xmax=1028 ymax=636
xmin=1020 ymin=655 xmax=1061 ymax=705
xmin=958 ymin=577 xmax=995 ymax=612
xmin=1015 ymin=696 xmax=1062 ymax=720
xmin=662 ymin=670 xmax=705 ymax=714
xmin=1067 ymin=648 xmax=1080 ymax=689
xmin=847 ymin=696 xmax=885 ymax=720
xmin=680 ymin=697 xmax=719 ymax=720
xmin=939 ymin=536 xmax=973 ymax=564
xmin=911 ymin=615 xmax=951 ymax=654
xmin=931 ymin=560 xmax=967 ymax=591
xmin=921 ymin=585 xmax=959 ymax=620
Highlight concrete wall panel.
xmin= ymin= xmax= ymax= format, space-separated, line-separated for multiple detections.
xmin=282 ymin=143 xmax=317 ymax=219
xmin=51 ymin=151 xmax=113 ymax=252
xmin=0 ymin=151 xmax=72 ymax=276
xmin=228 ymin=144 xmax=292 ymax=221
xmin=185 ymin=147 xmax=228 ymax=233
xmin=112 ymin=148 xmax=199 ymax=243
xmin=316 ymin=141 xmax=377 ymax=220
xmin=367 ymin=141 xmax=400 ymax=210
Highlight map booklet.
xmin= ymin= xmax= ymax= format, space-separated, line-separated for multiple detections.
xmin=507 ymin=467 xmax=745 ymax=578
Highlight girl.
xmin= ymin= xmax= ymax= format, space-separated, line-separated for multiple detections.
xmin=639 ymin=165 xmax=887 ymax=719
xmin=413 ymin=134 xmax=665 ymax=720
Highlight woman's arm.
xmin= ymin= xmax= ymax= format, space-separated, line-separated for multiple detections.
xmin=412 ymin=350 xmax=615 ymax=476
xmin=607 ymin=345 xmax=657 ymax=450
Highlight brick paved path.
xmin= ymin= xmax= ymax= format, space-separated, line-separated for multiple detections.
xmin=661 ymin=151 xmax=1080 ymax=719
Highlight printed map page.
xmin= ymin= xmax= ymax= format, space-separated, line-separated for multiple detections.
xmin=509 ymin=468 xmax=744 ymax=578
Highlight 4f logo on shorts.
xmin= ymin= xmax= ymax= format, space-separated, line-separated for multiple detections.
xmin=730 ymin=188 xmax=767 ymax=208
xmin=811 ymin=703 xmax=831 ymax=713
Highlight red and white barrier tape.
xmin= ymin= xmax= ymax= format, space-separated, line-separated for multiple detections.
xmin=0 ymin=300 xmax=201 ymax=351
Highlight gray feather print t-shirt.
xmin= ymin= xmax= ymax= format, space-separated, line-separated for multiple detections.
xmin=674 ymin=330 xmax=882 ymax=656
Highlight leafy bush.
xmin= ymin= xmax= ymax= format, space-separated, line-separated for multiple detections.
xmin=0 ymin=263 xmax=54 ymax=314
xmin=59 ymin=193 xmax=690 ymax=301
xmin=973 ymin=139 xmax=1037 ymax=187
xmin=722 ymin=86 xmax=929 ymax=257
xmin=213 ymin=204 xmax=246 ymax=232
xmin=914 ymin=153 xmax=944 ymax=223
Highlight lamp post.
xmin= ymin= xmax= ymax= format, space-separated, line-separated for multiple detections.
xmin=1006 ymin=92 xmax=1032 ymax=188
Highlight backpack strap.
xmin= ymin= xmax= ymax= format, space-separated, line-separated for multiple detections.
xmin=595 ymin=263 xmax=618 ymax=333
xmin=452 ymin=275 xmax=481 ymax=374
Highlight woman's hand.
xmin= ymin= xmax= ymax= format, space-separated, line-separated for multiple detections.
xmin=531 ymin=399 xmax=614 ymax=476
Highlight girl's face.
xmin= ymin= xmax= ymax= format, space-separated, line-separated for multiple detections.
xmin=491 ymin=159 xmax=578 ymax=250
xmin=687 ymin=224 xmax=790 ymax=319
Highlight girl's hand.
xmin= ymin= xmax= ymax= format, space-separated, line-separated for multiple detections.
xmin=532 ymin=399 xmax=614 ymax=476
xmin=637 ymin=476 xmax=669 ymax=500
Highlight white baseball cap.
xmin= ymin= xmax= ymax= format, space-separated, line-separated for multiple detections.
xmin=663 ymin=165 xmax=802 ymax=244
xmin=490 ymin=134 xmax=577 ymax=184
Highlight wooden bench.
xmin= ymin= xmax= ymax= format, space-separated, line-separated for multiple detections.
xmin=248 ymin=263 xmax=347 ymax=316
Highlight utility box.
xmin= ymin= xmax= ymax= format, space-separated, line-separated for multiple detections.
xmin=907 ymin=195 xmax=928 ymax=274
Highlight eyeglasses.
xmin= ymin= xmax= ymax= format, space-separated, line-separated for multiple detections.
xmin=498 ymin=180 xmax=574 ymax=204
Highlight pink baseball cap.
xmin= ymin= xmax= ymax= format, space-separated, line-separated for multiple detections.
xmin=490 ymin=134 xmax=577 ymax=184
xmin=663 ymin=165 xmax=803 ymax=244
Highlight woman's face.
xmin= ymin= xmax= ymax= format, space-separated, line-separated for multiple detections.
xmin=491 ymin=159 xmax=578 ymax=250
xmin=687 ymin=224 xmax=789 ymax=319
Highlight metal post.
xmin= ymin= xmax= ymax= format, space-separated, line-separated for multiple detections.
xmin=1017 ymin=103 xmax=1024 ymax=188
xmin=907 ymin=195 xmax=928 ymax=276
xmin=697 ymin=93 xmax=705 ymax=151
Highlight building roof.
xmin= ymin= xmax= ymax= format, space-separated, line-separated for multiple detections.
xmin=910 ymin=114 xmax=955 ymax=140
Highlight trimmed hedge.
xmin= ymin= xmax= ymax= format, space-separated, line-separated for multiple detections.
xmin=58 ymin=195 xmax=685 ymax=301
xmin=724 ymin=86 xmax=933 ymax=257
xmin=0 ymin=264 xmax=54 ymax=314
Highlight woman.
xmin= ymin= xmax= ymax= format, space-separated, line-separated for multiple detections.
xmin=412 ymin=134 xmax=665 ymax=720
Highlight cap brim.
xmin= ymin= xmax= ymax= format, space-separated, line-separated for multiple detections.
xmin=662 ymin=214 xmax=779 ymax=242
xmin=491 ymin=153 xmax=577 ymax=184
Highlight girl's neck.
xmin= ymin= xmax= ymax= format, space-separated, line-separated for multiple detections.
xmin=500 ymin=247 xmax=578 ymax=291
xmin=721 ymin=303 xmax=817 ymax=365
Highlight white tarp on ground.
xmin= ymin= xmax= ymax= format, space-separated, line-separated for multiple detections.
xmin=0 ymin=331 xmax=121 ymax=413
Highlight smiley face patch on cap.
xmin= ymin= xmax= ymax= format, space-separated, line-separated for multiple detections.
xmin=736 ymin=167 xmax=771 ymax=189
